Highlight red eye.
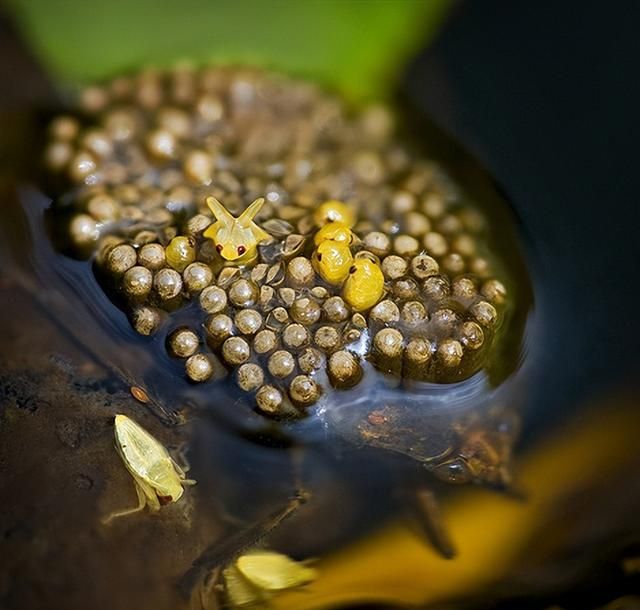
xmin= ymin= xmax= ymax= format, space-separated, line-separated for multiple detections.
xmin=215 ymin=244 xmax=223 ymax=253
xmin=237 ymin=245 xmax=246 ymax=255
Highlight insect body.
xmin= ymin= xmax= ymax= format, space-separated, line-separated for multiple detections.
xmin=312 ymin=220 xmax=355 ymax=285
xmin=313 ymin=199 xmax=355 ymax=228
xmin=222 ymin=550 xmax=317 ymax=608
xmin=103 ymin=414 xmax=196 ymax=523
xmin=342 ymin=256 xmax=385 ymax=311
xmin=313 ymin=239 xmax=354 ymax=285
xmin=204 ymin=197 xmax=271 ymax=264
xmin=313 ymin=221 xmax=353 ymax=246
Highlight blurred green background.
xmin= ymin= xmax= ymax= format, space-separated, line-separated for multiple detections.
xmin=6 ymin=0 xmax=451 ymax=101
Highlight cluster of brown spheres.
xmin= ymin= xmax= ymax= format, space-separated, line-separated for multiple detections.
xmin=44 ymin=66 xmax=509 ymax=417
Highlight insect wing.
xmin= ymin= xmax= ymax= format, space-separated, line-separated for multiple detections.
xmin=114 ymin=415 xmax=171 ymax=484
xmin=235 ymin=551 xmax=317 ymax=591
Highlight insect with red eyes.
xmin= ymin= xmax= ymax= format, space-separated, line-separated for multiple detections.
xmin=204 ymin=197 xmax=271 ymax=265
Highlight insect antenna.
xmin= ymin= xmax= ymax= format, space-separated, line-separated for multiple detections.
xmin=177 ymin=447 xmax=308 ymax=599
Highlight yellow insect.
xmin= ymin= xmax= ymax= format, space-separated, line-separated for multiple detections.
xmin=342 ymin=255 xmax=385 ymax=311
xmin=102 ymin=414 xmax=196 ymax=524
xmin=203 ymin=197 xmax=271 ymax=264
xmin=222 ymin=550 xmax=318 ymax=607
xmin=313 ymin=221 xmax=353 ymax=246
xmin=313 ymin=199 xmax=355 ymax=228
xmin=313 ymin=239 xmax=354 ymax=285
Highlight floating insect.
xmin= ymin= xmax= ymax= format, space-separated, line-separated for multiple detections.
xmin=102 ymin=414 xmax=196 ymax=523
xmin=204 ymin=197 xmax=271 ymax=264
xmin=221 ymin=550 xmax=317 ymax=608
xmin=342 ymin=254 xmax=385 ymax=311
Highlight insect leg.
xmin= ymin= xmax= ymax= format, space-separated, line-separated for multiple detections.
xmin=409 ymin=487 xmax=457 ymax=559
xmin=178 ymin=477 xmax=307 ymax=599
xmin=171 ymin=454 xmax=197 ymax=486
xmin=101 ymin=478 xmax=148 ymax=524
xmin=190 ymin=567 xmax=223 ymax=610
xmin=290 ymin=445 xmax=311 ymax=505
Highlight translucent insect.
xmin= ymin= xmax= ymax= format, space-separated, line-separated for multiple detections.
xmin=312 ymin=199 xmax=355 ymax=228
xmin=102 ymin=414 xmax=196 ymax=523
xmin=203 ymin=197 xmax=271 ymax=264
xmin=342 ymin=255 xmax=385 ymax=311
xmin=221 ymin=550 xmax=317 ymax=608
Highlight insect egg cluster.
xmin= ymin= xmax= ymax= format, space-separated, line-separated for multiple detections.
xmin=44 ymin=66 xmax=509 ymax=417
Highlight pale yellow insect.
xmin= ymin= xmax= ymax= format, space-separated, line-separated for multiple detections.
xmin=222 ymin=550 xmax=318 ymax=607
xmin=203 ymin=197 xmax=271 ymax=264
xmin=102 ymin=414 xmax=196 ymax=524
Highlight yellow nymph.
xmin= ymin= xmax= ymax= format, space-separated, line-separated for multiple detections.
xmin=313 ymin=239 xmax=354 ymax=285
xmin=223 ymin=550 xmax=318 ymax=607
xmin=342 ymin=256 xmax=385 ymax=311
xmin=313 ymin=199 xmax=355 ymax=228
xmin=103 ymin=414 xmax=196 ymax=523
xmin=203 ymin=197 xmax=271 ymax=264
xmin=313 ymin=221 xmax=353 ymax=246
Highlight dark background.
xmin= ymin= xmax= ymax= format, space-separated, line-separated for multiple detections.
xmin=404 ymin=1 xmax=640 ymax=430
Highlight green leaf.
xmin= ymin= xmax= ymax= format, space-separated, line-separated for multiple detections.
xmin=6 ymin=0 xmax=450 ymax=101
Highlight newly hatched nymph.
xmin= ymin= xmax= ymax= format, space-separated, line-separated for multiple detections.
xmin=312 ymin=220 xmax=355 ymax=285
xmin=204 ymin=197 xmax=271 ymax=265
xmin=220 ymin=550 xmax=318 ymax=608
xmin=342 ymin=254 xmax=385 ymax=312
xmin=103 ymin=414 xmax=196 ymax=523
